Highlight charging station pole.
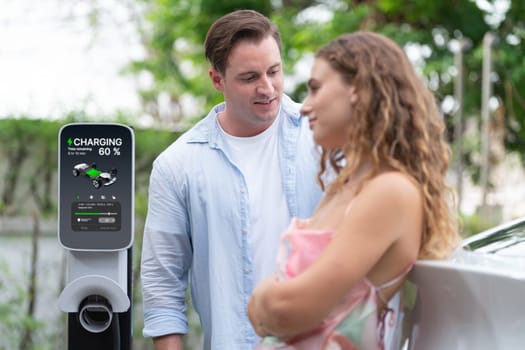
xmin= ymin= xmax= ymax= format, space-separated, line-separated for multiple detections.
xmin=58 ymin=123 xmax=134 ymax=350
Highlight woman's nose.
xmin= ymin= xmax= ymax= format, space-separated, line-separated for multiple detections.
xmin=300 ymin=100 xmax=312 ymax=116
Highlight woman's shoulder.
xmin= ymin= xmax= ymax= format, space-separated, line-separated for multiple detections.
xmin=369 ymin=171 xmax=418 ymax=187
xmin=360 ymin=171 xmax=421 ymax=205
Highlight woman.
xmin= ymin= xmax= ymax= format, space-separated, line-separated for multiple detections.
xmin=248 ymin=31 xmax=459 ymax=350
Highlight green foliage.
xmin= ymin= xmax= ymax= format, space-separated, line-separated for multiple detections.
xmin=459 ymin=212 xmax=495 ymax=238
xmin=0 ymin=260 xmax=46 ymax=350
xmin=134 ymin=126 xmax=181 ymax=188
xmin=0 ymin=118 xmax=182 ymax=348
xmin=0 ymin=118 xmax=178 ymax=217
xmin=125 ymin=0 xmax=525 ymax=178
xmin=0 ymin=118 xmax=61 ymax=215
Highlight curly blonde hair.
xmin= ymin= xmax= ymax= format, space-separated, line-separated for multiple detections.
xmin=315 ymin=32 xmax=459 ymax=259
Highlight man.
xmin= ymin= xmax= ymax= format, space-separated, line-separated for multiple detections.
xmin=141 ymin=9 xmax=322 ymax=350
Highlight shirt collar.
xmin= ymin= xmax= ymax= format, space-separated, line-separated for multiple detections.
xmin=185 ymin=94 xmax=302 ymax=146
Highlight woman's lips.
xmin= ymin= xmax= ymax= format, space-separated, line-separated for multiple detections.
xmin=308 ymin=117 xmax=317 ymax=129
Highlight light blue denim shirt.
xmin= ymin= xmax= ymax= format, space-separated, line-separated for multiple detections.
xmin=141 ymin=95 xmax=323 ymax=349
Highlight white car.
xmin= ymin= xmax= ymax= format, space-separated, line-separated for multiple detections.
xmin=401 ymin=217 xmax=525 ymax=349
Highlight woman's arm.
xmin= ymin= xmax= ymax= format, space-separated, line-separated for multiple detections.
xmin=249 ymin=172 xmax=422 ymax=339
xmin=153 ymin=334 xmax=184 ymax=350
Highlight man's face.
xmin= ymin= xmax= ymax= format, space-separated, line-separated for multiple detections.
xmin=209 ymin=35 xmax=283 ymax=137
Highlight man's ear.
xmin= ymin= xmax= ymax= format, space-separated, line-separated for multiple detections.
xmin=209 ymin=68 xmax=224 ymax=92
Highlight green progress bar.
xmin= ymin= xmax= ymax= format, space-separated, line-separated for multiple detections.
xmin=75 ymin=212 xmax=101 ymax=215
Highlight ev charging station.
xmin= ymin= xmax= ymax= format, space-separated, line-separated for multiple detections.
xmin=58 ymin=123 xmax=134 ymax=350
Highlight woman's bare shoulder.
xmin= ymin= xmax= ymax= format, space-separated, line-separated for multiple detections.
xmin=357 ymin=171 xmax=421 ymax=208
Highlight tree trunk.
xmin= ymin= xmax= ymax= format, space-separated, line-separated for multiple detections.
xmin=19 ymin=208 xmax=40 ymax=350
xmin=1 ymin=141 xmax=28 ymax=214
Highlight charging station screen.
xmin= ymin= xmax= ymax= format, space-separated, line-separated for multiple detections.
xmin=59 ymin=124 xmax=134 ymax=250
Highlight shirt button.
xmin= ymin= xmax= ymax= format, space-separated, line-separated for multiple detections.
xmin=240 ymin=188 xmax=246 ymax=193
xmin=244 ymin=268 xmax=250 ymax=273
xmin=242 ymin=229 xmax=248 ymax=234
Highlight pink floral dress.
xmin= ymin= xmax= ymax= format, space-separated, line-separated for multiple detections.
xmin=256 ymin=218 xmax=413 ymax=350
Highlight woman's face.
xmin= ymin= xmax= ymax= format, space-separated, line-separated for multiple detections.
xmin=300 ymin=58 xmax=357 ymax=150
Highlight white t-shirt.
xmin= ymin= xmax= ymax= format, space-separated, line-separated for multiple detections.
xmin=219 ymin=115 xmax=291 ymax=285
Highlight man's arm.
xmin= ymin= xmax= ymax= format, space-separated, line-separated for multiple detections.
xmin=141 ymin=159 xmax=193 ymax=340
xmin=154 ymin=334 xmax=184 ymax=350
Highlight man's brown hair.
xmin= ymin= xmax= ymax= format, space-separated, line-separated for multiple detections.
xmin=204 ymin=10 xmax=282 ymax=75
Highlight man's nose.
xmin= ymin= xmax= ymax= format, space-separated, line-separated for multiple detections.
xmin=256 ymin=75 xmax=274 ymax=96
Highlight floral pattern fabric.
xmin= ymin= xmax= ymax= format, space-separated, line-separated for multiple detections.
xmin=256 ymin=218 xmax=413 ymax=350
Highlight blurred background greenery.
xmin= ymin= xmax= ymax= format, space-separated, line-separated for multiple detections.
xmin=1 ymin=0 xmax=524 ymax=348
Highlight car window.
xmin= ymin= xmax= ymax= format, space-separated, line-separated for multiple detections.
xmin=463 ymin=219 xmax=525 ymax=257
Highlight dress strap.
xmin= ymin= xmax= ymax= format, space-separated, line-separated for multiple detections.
xmin=374 ymin=263 xmax=414 ymax=305
xmin=376 ymin=263 xmax=414 ymax=290
xmin=374 ymin=263 xmax=414 ymax=350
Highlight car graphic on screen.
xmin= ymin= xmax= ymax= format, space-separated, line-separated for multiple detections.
xmin=72 ymin=163 xmax=117 ymax=188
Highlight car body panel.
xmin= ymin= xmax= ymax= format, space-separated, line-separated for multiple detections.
xmin=404 ymin=217 xmax=525 ymax=350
